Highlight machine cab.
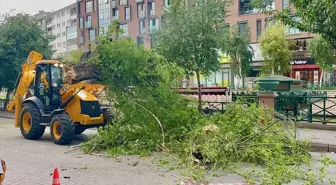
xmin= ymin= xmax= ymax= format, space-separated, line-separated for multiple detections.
xmin=33 ymin=62 xmax=64 ymax=111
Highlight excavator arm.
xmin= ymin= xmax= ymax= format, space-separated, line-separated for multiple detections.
xmin=7 ymin=51 xmax=43 ymax=127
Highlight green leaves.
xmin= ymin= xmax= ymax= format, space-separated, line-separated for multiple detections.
xmin=221 ymin=24 xmax=253 ymax=78
xmin=0 ymin=13 xmax=53 ymax=90
xmin=260 ymin=22 xmax=291 ymax=75
xmin=309 ymin=36 xmax=335 ymax=72
xmin=154 ymin=0 xmax=228 ymax=76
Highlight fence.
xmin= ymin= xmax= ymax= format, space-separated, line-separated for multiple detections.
xmin=275 ymin=92 xmax=336 ymax=124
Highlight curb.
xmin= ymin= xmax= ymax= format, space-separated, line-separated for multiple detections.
xmin=296 ymin=122 xmax=336 ymax=131
xmin=181 ymin=178 xmax=258 ymax=185
xmin=310 ymin=142 xmax=336 ymax=152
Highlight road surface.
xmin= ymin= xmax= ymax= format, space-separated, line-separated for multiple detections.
xmin=1 ymin=117 xmax=336 ymax=185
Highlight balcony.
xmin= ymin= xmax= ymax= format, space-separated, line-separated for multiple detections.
xmin=112 ymin=16 xmax=119 ymax=20
xmin=290 ymin=50 xmax=311 ymax=59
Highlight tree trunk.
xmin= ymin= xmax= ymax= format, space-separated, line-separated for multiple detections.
xmin=319 ymin=71 xmax=324 ymax=87
xmin=196 ymin=71 xmax=202 ymax=112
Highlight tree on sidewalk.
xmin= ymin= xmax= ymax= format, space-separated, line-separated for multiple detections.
xmin=221 ymin=24 xmax=253 ymax=82
xmin=259 ymin=22 xmax=291 ymax=75
xmin=154 ymin=0 xmax=229 ymax=111
xmin=309 ymin=36 xmax=335 ymax=86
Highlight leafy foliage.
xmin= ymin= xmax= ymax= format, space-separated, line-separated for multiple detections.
xmin=260 ymin=22 xmax=291 ymax=75
xmin=0 ymin=13 xmax=53 ymax=90
xmin=81 ymin=21 xmax=336 ymax=185
xmin=252 ymin=0 xmax=336 ymax=47
xmin=309 ymin=36 xmax=335 ymax=72
xmin=154 ymin=0 xmax=229 ymax=110
xmin=62 ymin=49 xmax=83 ymax=64
xmin=221 ymin=24 xmax=253 ymax=78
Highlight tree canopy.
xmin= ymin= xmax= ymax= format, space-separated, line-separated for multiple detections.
xmin=221 ymin=24 xmax=253 ymax=78
xmin=260 ymin=22 xmax=291 ymax=75
xmin=0 ymin=13 xmax=53 ymax=91
xmin=154 ymin=0 xmax=229 ymax=110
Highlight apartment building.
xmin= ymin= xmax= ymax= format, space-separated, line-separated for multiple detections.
xmin=75 ymin=0 xmax=325 ymax=87
xmin=77 ymin=0 xmax=169 ymax=52
xmin=187 ymin=0 xmax=321 ymax=88
xmin=44 ymin=3 xmax=78 ymax=59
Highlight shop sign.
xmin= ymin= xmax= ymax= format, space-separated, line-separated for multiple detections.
xmin=290 ymin=58 xmax=315 ymax=65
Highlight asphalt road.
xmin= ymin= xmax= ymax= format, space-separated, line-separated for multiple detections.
xmin=1 ymin=117 xmax=336 ymax=185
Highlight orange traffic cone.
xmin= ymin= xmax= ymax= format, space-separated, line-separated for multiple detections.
xmin=52 ymin=168 xmax=61 ymax=185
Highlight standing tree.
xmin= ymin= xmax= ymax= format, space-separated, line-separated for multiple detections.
xmin=309 ymin=36 xmax=335 ymax=86
xmin=253 ymin=0 xmax=336 ymax=47
xmin=221 ymin=24 xmax=253 ymax=83
xmin=154 ymin=0 xmax=229 ymax=111
xmin=259 ymin=22 xmax=291 ymax=75
xmin=0 ymin=13 xmax=53 ymax=104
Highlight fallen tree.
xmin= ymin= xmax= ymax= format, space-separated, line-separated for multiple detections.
xmin=62 ymin=51 xmax=103 ymax=84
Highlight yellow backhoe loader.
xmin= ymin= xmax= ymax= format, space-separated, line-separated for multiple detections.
xmin=6 ymin=51 xmax=113 ymax=145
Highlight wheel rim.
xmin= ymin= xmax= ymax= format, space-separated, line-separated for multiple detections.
xmin=22 ymin=112 xmax=32 ymax=132
xmin=53 ymin=121 xmax=62 ymax=139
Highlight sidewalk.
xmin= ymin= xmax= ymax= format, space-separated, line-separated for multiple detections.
xmin=0 ymin=110 xmax=14 ymax=119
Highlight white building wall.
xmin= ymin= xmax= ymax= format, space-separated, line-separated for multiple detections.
xmin=45 ymin=3 xmax=78 ymax=59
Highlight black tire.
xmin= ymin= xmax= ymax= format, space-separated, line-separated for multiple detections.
xmin=74 ymin=125 xmax=86 ymax=135
xmin=19 ymin=103 xmax=45 ymax=140
xmin=50 ymin=113 xmax=75 ymax=145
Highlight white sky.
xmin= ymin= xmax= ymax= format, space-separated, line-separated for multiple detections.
xmin=0 ymin=0 xmax=74 ymax=15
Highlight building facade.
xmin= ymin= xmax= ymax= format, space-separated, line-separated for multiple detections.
xmin=77 ymin=0 xmax=169 ymax=52
xmin=43 ymin=3 xmax=78 ymax=59
xmin=186 ymin=0 xmax=323 ymax=88
xmin=75 ymin=0 xmax=330 ymax=88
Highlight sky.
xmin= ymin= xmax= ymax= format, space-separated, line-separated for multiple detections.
xmin=0 ymin=0 xmax=73 ymax=15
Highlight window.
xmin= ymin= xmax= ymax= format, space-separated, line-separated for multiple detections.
xmin=285 ymin=17 xmax=301 ymax=35
xmin=256 ymin=20 xmax=262 ymax=39
xmin=72 ymin=19 xmax=77 ymax=24
xmin=239 ymin=22 xmax=247 ymax=34
xmin=137 ymin=3 xmax=145 ymax=18
xmin=80 ymin=17 xmax=84 ymax=29
xmin=57 ymin=43 xmax=61 ymax=47
xmin=137 ymin=36 xmax=144 ymax=47
xmin=120 ymin=24 xmax=128 ymax=36
xmin=57 ymin=23 xmax=60 ymax=28
xmin=62 ymin=11 xmax=65 ymax=16
xmin=148 ymin=1 xmax=155 ymax=16
xmin=86 ymin=15 xmax=92 ymax=28
xmin=165 ymin=0 xmax=171 ymax=7
xmin=89 ymin=29 xmax=96 ymax=41
xmin=62 ymin=22 xmax=65 ymax=26
xmin=86 ymin=1 xmax=93 ymax=13
xmin=112 ymin=9 xmax=119 ymax=19
xmin=149 ymin=18 xmax=158 ymax=33
xmin=57 ymin=33 xmax=61 ymax=38
xmin=62 ymin=42 xmax=66 ymax=48
xmin=139 ymin=20 xmax=145 ymax=34
xmin=283 ymin=0 xmax=289 ymax=9
xmin=67 ymin=20 xmax=70 ymax=25
xmin=57 ymin=14 xmax=60 ymax=18
xmin=119 ymin=0 xmax=127 ymax=5
xmin=125 ymin=6 xmax=130 ymax=20
xmin=62 ymin=32 xmax=66 ymax=37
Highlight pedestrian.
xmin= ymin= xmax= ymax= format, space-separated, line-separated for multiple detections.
xmin=0 ymin=159 xmax=6 ymax=184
